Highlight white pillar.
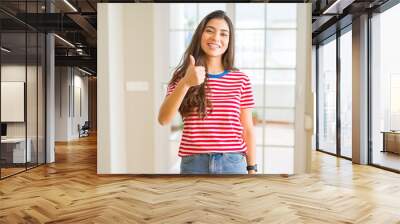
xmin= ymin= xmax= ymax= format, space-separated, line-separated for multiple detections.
xmin=294 ymin=3 xmax=313 ymax=174
xmin=46 ymin=32 xmax=55 ymax=163
xmin=352 ymin=14 xmax=369 ymax=164
xmin=153 ymin=4 xmax=172 ymax=173
xmin=97 ymin=3 xmax=127 ymax=173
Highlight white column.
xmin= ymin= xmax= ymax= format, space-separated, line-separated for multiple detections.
xmin=294 ymin=3 xmax=313 ymax=174
xmin=153 ymin=4 xmax=172 ymax=173
xmin=97 ymin=3 xmax=127 ymax=173
xmin=352 ymin=14 xmax=369 ymax=164
xmin=46 ymin=32 xmax=55 ymax=163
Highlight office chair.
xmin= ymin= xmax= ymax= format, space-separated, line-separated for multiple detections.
xmin=79 ymin=121 xmax=90 ymax=138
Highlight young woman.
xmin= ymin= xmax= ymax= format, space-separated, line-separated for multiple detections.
xmin=158 ymin=10 xmax=257 ymax=174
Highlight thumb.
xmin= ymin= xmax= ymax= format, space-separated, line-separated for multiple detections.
xmin=189 ymin=55 xmax=196 ymax=67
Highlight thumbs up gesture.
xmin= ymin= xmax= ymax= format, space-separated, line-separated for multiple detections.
xmin=182 ymin=55 xmax=206 ymax=87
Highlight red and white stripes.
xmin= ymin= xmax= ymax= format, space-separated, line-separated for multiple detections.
xmin=166 ymin=71 xmax=255 ymax=157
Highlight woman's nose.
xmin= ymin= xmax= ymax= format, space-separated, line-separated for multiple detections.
xmin=211 ymin=32 xmax=220 ymax=41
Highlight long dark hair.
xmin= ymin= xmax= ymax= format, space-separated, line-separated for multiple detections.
xmin=169 ymin=10 xmax=236 ymax=119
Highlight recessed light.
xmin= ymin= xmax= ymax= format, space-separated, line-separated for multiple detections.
xmin=63 ymin=0 xmax=78 ymax=12
xmin=54 ymin=34 xmax=75 ymax=48
xmin=77 ymin=67 xmax=93 ymax=76
xmin=1 ymin=47 xmax=11 ymax=53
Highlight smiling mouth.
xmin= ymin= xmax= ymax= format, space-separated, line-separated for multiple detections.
xmin=207 ymin=43 xmax=220 ymax=49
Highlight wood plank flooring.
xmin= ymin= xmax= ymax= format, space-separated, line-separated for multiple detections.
xmin=0 ymin=134 xmax=400 ymax=223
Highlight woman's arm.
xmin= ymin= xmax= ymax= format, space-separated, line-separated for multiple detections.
xmin=158 ymin=80 xmax=190 ymax=125
xmin=240 ymin=108 xmax=256 ymax=174
xmin=158 ymin=55 xmax=205 ymax=126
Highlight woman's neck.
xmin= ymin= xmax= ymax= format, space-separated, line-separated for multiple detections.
xmin=206 ymin=56 xmax=225 ymax=74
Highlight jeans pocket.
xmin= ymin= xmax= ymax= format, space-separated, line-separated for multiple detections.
xmin=224 ymin=153 xmax=245 ymax=164
xmin=220 ymin=153 xmax=247 ymax=174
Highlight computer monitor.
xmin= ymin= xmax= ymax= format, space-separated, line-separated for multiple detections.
xmin=1 ymin=123 xmax=7 ymax=137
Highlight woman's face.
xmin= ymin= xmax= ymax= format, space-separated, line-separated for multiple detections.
xmin=200 ymin=18 xmax=230 ymax=59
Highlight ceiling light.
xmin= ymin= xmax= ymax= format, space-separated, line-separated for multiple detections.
xmin=1 ymin=47 xmax=11 ymax=53
xmin=54 ymin=34 xmax=75 ymax=48
xmin=78 ymin=67 xmax=93 ymax=76
xmin=63 ymin=0 xmax=78 ymax=12
xmin=322 ymin=0 xmax=354 ymax=15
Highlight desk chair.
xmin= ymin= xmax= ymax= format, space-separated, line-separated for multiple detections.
xmin=79 ymin=121 xmax=90 ymax=138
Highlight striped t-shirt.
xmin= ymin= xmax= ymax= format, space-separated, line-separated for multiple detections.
xmin=166 ymin=70 xmax=255 ymax=157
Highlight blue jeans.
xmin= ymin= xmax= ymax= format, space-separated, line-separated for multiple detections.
xmin=180 ymin=152 xmax=247 ymax=174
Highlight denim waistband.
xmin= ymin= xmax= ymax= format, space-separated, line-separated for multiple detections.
xmin=186 ymin=152 xmax=245 ymax=157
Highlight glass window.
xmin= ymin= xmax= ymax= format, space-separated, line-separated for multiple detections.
xmin=0 ymin=1 xmax=46 ymax=179
xmin=371 ymin=3 xmax=400 ymax=171
xmin=235 ymin=30 xmax=264 ymax=68
xmin=266 ymin=69 xmax=295 ymax=84
xmin=390 ymin=74 xmax=400 ymax=130
xmin=235 ymin=4 xmax=265 ymax=29
xmin=199 ymin=4 xmax=226 ymax=20
xmin=169 ymin=31 xmax=193 ymax=67
xmin=318 ymin=37 xmax=337 ymax=155
xmin=169 ymin=4 xmax=197 ymax=30
xmin=241 ymin=69 xmax=264 ymax=108
xmin=266 ymin=30 xmax=296 ymax=68
xmin=266 ymin=4 xmax=297 ymax=28
xmin=340 ymin=30 xmax=352 ymax=158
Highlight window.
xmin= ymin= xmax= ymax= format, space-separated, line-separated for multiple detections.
xmin=340 ymin=29 xmax=352 ymax=158
xmin=168 ymin=3 xmax=297 ymax=174
xmin=371 ymin=3 xmax=400 ymax=171
xmin=317 ymin=37 xmax=337 ymax=155
xmin=390 ymin=74 xmax=400 ymax=130
xmin=0 ymin=1 xmax=47 ymax=179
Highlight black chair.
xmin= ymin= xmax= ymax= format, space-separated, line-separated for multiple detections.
xmin=79 ymin=121 xmax=90 ymax=138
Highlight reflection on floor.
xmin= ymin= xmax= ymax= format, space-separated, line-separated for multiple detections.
xmin=373 ymin=150 xmax=400 ymax=171
xmin=0 ymin=167 xmax=25 ymax=178
xmin=0 ymin=162 xmax=41 ymax=178
xmin=169 ymin=122 xmax=295 ymax=174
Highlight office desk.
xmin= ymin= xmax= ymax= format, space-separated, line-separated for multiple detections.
xmin=382 ymin=131 xmax=400 ymax=154
xmin=1 ymin=138 xmax=31 ymax=164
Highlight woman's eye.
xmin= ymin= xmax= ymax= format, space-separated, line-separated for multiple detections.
xmin=206 ymin=29 xmax=213 ymax=33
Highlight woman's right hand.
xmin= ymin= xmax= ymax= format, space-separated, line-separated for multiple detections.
xmin=182 ymin=55 xmax=206 ymax=87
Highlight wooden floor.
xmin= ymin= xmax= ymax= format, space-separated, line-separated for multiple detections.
xmin=1 ymin=134 xmax=400 ymax=223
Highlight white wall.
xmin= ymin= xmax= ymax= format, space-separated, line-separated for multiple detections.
xmin=1 ymin=64 xmax=47 ymax=163
xmin=55 ymin=67 xmax=69 ymax=141
xmin=1 ymin=66 xmax=26 ymax=135
xmin=72 ymin=73 xmax=89 ymax=138
xmin=1 ymin=65 xmax=39 ymax=138
xmin=98 ymin=4 xmax=171 ymax=174
xmin=55 ymin=67 xmax=89 ymax=141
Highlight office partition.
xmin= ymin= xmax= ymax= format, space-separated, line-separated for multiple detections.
xmin=0 ymin=1 xmax=47 ymax=179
